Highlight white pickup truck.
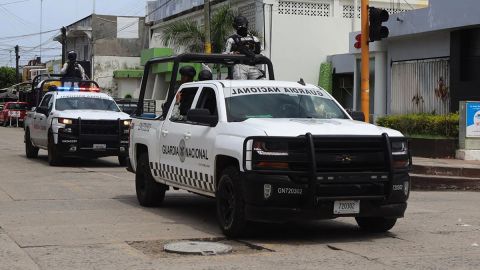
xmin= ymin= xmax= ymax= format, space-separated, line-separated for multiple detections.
xmin=24 ymin=80 xmax=131 ymax=166
xmin=128 ymin=54 xmax=411 ymax=237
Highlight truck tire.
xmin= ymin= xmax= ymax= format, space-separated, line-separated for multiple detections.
xmin=48 ymin=133 xmax=62 ymax=166
xmin=25 ymin=129 xmax=39 ymax=158
xmin=216 ymin=166 xmax=248 ymax=238
xmin=355 ymin=217 xmax=397 ymax=233
xmin=118 ymin=155 xmax=128 ymax=166
xmin=135 ymin=153 xmax=167 ymax=207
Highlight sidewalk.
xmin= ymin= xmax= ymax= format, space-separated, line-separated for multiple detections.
xmin=411 ymin=157 xmax=480 ymax=191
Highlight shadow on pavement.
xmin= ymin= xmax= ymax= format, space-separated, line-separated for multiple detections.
xmin=29 ymin=154 xmax=122 ymax=168
xmin=114 ymin=192 xmax=397 ymax=245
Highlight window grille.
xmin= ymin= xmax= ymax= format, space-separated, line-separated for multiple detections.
xmin=342 ymin=5 xmax=354 ymax=18
xmin=278 ymin=1 xmax=331 ymax=17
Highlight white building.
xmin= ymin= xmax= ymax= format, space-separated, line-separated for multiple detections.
xmin=341 ymin=0 xmax=480 ymax=120
xmin=145 ymin=0 xmax=427 ymax=104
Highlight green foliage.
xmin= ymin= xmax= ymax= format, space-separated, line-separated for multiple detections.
xmin=161 ymin=20 xmax=206 ymax=53
xmin=0 ymin=67 xmax=17 ymax=89
xmin=162 ymin=5 xmax=261 ymax=53
xmin=318 ymin=62 xmax=332 ymax=93
xmin=376 ymin=113 xmax=459 ymax=138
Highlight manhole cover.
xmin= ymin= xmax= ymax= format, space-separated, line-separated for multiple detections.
xmin=164 ymin=241 xmax=232 ymax=256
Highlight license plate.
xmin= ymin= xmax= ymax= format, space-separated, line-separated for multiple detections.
xmin=8 ymin=111 xmax=20 ymax=117
xmin=93 ymin=144 xmax=106 ymax=150
xmin=333 ymin=200 xmax=360 ymax=215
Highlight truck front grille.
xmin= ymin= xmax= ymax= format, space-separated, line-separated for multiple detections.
xmin=80 ymin=120 xmax=119 ymax=135
xmin=313 ymin=137 xmax=387 ymax=173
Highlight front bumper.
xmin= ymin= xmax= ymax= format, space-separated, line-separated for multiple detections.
xmin=246 ymin=203 xmax=407 ymax=222
xmin=242 ymin=172 xmax=410 ymax=222
xmin=56 ymin=132 xmax=129 ymax=157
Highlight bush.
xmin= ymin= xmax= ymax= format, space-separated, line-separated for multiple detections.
xmin=376 ymin=113 xmax=459 ymax=138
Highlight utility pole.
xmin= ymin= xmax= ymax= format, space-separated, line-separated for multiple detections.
xmin=92 ymin=0 xmax=96 ymax=14
xmin=40 ymin=0 xmax=43 ymax=62
xmin=360 ymin=0 xmax=370 ymax=123
xmin=204 ymin=0 xmax=211 ymax=54
xmin=15 ymin=45 xmax=20 ymax=91
xmin=61 ymin=27 xmax=67 ymax=65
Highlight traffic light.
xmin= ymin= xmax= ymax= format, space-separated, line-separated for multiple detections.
xmin=354 ymin=34 xmax=362 ymax=49
xmin=369 ymin=7 xmax=389 ymax=42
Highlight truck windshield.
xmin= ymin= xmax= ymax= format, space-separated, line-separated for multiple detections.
xmin=225 ymin=92 xmax=348 ymax=122
xmin=6 ymin=103 xmax=28 ymax=110
xmin=56 ymin=97 xmax=120 ymax=112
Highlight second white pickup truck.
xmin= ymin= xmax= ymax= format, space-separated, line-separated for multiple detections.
xmin=24 ymin=80 xmax=131 ymax=166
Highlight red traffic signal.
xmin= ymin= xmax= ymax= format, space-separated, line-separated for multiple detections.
xmin=354 ymin=34 xmax=362 ymax=49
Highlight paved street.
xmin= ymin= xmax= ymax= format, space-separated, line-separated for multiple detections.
xmin=0 ymin=126 xmax=479 ymax=270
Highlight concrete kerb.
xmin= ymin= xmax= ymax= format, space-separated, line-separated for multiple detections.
xmin=411 ymin=157 xmax=480 ymax=191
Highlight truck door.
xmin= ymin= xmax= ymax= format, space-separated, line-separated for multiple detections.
xmin=31 ymin=94 xmax=52 ymax=145
xmin=158 ymin=87 xmax=200 ymax=189
xmin=186 ymin=85 xmax=219 ymax=194
xmin=37 ymin=95 xmax=54 ymax=146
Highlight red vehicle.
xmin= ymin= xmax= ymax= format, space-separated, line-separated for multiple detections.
xmin=0 ymin=102 xmax=29 ymax=127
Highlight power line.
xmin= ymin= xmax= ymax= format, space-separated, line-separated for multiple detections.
xmin=0 ymin=6 xmax=33 ymax=32
xmin=0 ymin=28 xmax=58 ymax=40
xmin=0 ymin=0 xmax=30 ymax=6
xmin=401 ymin=0 xmax=414 ymax=10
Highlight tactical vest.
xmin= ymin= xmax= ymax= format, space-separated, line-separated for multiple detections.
xmin=229 ymin=34 xmax=261 ymax=54
xmin=66 ymin=62 xmax=83 ymax=79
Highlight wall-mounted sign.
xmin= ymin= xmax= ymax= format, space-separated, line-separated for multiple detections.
xmin=466 ymin=101 xmax=480 ymax=138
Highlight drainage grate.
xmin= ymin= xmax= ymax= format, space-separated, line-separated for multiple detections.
xmin=127 ymin=238 xmax=274 ymax=258
xmin=164 ymin=241 xmax=232 ymax=256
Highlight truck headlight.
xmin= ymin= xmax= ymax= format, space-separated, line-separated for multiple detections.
xmin=392 ymin=141 xmax=408 ymax=155
xmin=253 ymin=141 xmax=288 ymax=156
xmin=123 ymin=120 xmax=131 ymax=127
xmin=251 ymin=140 xmax=289 ymax=170
xmin=391 ymin=139 xmax=410 ymax=169
xmin=59 ymin=118 xmax=73 ymax=125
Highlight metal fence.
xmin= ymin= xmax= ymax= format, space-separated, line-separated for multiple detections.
xmin=391 ymin=58 xmax=450 ymax=115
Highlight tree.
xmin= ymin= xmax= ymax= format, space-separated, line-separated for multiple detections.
xmin=162 ymin=5 xmax=258 ymax=53
xmin=0 ymin=67 xmax=17 ymax=89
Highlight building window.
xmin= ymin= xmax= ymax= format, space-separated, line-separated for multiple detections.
xmin=83 ymin=45 xmax=89 ymax=61
xmin=278 ymin=1 xmax=331 ymax=17
xmin=342 ymin=5 xmax=354 ymax=18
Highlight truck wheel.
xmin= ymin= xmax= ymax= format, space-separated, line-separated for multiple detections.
xmin=355 ymin=217 xmax=397 ymax=233
xmin=216 ymin=166 xmax=247 ymax=238
xmin=136 ymin=153 xmax=167 ymax=207
xmin=25 ymin=129 xmax=39 ymax=158
xmin=118 ymin=155 xmax=128 ymax=166
xmin=48 ymin=133 xmax=62 ymax=166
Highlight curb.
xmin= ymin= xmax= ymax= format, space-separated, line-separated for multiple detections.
xmin=411 ymin=173 xmax=480 ymax=191
xmin=412 ymin=164 xmax=480 ymax=178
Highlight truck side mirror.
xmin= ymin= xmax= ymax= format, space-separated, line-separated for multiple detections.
xmin=187 ymin=109 xmax=218 ymax=127
xmin=349 ymin=111 xmax=365 ymax=122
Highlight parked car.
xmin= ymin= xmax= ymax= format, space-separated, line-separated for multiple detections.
xmin=0 ymin=102 xmax=29 ymax=127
